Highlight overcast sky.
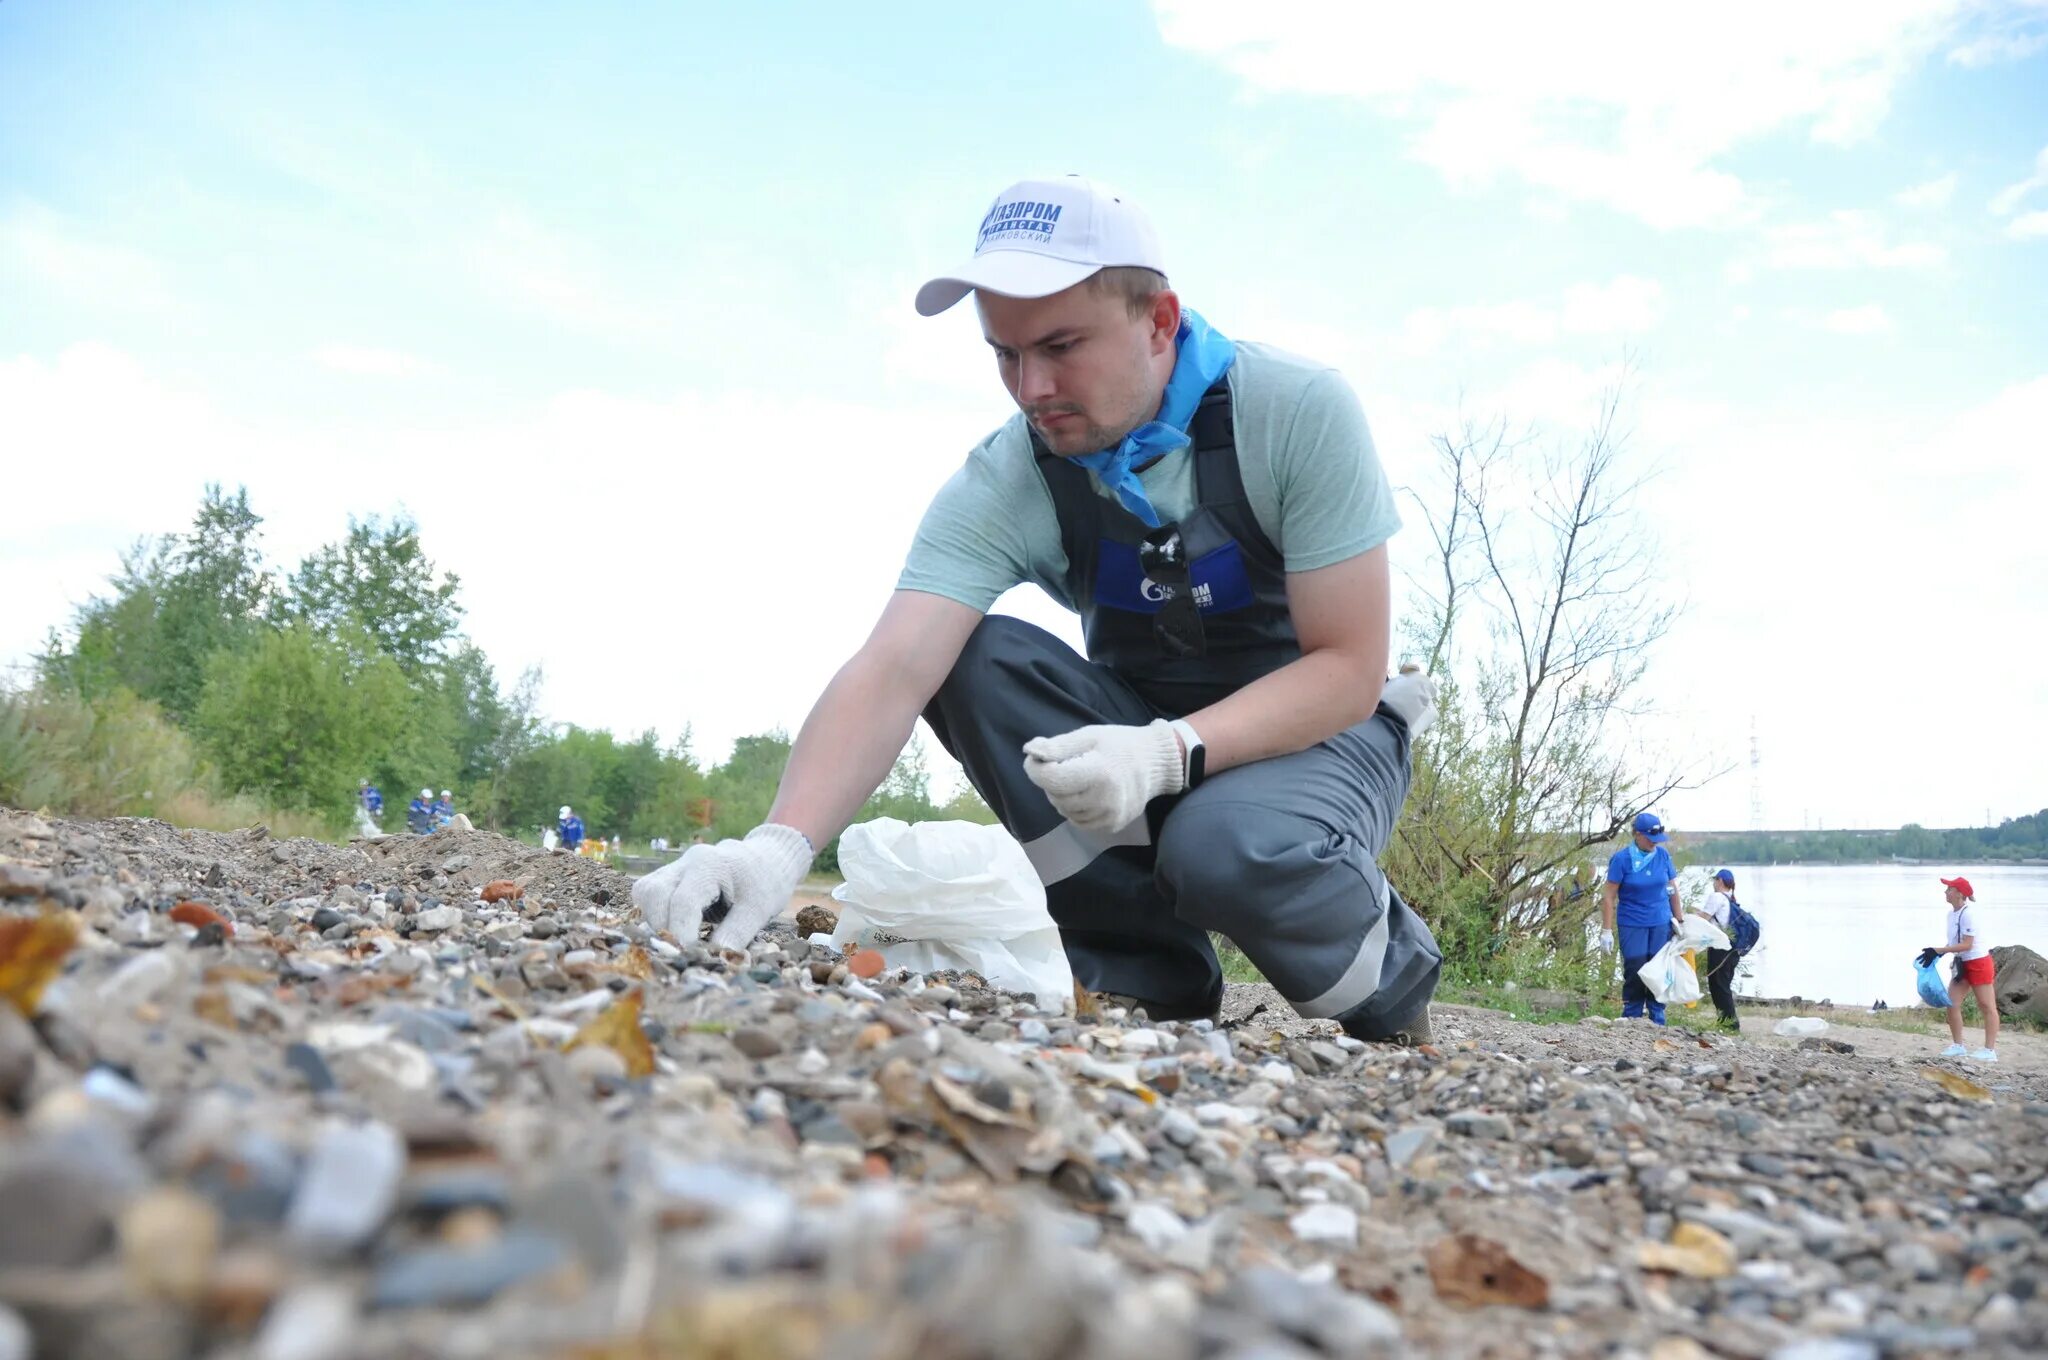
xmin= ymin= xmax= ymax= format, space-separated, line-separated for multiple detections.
xmin=3 ymin=1 xmax=2045 ymax=833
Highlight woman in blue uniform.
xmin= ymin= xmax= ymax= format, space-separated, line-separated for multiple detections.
xmin=1600 ymin=811 xmax=1684 ymax=1024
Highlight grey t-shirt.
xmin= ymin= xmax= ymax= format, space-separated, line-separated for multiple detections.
xmin=897 ymin=340 xmax=1401 ymax=612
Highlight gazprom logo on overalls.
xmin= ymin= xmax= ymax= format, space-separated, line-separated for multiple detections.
xmin=978 ymin=199 xmax=1063 ymax=248
xmin=1142 ymin=577 xmax=1214 ymax=609
xmin=1095 ymin=539 xmax=1254 ymax=615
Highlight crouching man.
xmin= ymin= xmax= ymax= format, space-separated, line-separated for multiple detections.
xmin=635 ymin=176 xmax=1441 ymax=1041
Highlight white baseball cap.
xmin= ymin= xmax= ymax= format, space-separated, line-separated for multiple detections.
xmin=915 ymin=175 xmax=1165 ymax=317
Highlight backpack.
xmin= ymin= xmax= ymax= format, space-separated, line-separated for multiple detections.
xmin=1723 ymin=893 xmax=1761 ymax=956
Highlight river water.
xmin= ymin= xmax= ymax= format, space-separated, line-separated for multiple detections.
xmin=1680 ymin=862 xmax=2048 ymax=1007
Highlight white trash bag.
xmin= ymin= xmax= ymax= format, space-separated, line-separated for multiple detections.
xmin=831 ymin=817 xmax=1073 ymax=1010
xmin=1677 ymin=915 xmax=1731 ymax=953
xmin=1772 ymin=1016 xmax=1829 ymax=1038
xmin=1638 ymin=939 xmax=1702 ymax=1005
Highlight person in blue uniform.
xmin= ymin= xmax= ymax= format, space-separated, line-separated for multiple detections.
xmin=358 ymin=781 xmax=383 ymax=821
xmin=1600 ymin=811 xmax=1684 ymax=1024
xmin=406 ymin=788 xmax=433 ymax=835
xmin=557 ymin=805 xmax=585 ymax=852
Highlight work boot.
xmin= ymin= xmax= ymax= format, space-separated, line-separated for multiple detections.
xmin=1382 ymin=1003 xmax=1432 ymax=1046
xmin=1334 ymin=999 xmax=1434 ymax=1047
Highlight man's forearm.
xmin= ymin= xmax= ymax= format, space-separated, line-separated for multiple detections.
xmin=1184 ymin=647 xmax=1385 ymax=773
xmin=766 ymin=653 xmax=926 ymax=850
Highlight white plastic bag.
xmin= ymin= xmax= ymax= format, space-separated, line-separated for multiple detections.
xmin=1677 ymin=915 xmax=1731 ymax=952
xmin=831 ymin=818 xmax=1073 ymax=1009
xmin=1772 ymin=1016 xmax=1829 ymax=1038
xmin=1638 ymin=939 xmax=1702 ymax=1005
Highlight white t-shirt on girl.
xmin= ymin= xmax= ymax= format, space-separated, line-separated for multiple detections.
xmin=1702 ymin=890 xmax=1733 ymax=929
xmin=1948 ymin=904 xmax=1990 ymax=961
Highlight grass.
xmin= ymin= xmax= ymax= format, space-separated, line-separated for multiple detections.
xmin=1 ymin=684 xmax=337 ymax=842
xmin=1215 ymin=936 xmax=1264 ymax=984
xmin=1436 ymin=978 xmax=1622 ymax=1025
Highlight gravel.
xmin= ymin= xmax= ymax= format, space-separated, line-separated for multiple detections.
xmin=3 ymin=806 xmax=2047 ymax=1358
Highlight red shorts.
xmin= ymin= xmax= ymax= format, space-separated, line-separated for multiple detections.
xmin=1957 ymin=955 xmax=1995 ymax=988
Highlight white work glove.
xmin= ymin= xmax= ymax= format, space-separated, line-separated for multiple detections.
xmin=1379 ymin=664 xmax=1438 ymax=738
xmin=1600 ymin=929 xmax=1617 ymax=953
xmin=631 ymin=823 xmax=813 ymax=952
xmin=1022 ymin=719 xmax=1185 ymax=835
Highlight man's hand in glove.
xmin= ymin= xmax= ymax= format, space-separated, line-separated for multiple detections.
xmin=1600 ymin=929 xmax=1617 ymax=953
xmin=631 ymin=823 xmax=814 ymax=952
xmin=1379 ymin=664 xmax=1439 ymax=739
xmin=1917 ymin=946 xmax=1941 ymax=969
xmin=1022 ymin=719 xmax=1184 ymax=836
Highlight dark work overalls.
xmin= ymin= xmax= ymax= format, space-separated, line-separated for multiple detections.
xmin=921 ymin=379 xmax=1441 ymax=1038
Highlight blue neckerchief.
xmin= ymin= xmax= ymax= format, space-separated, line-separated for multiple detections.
xmin=1627 ymin=844 xmax=1660 ymax=876
xmin=1070 ymin=309 xmax=1236 ymax=528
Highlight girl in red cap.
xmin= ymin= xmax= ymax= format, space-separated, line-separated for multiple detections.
xmin=1923 ymin=876 xmax=1998 ymax=1062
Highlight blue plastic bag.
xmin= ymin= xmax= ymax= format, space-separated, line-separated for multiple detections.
xmin=1915 ymin=958 xmax=1951 ymax=1008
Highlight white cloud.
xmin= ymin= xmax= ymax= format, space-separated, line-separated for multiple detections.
xmin=1818 ymin=304 xmax=1897 ymax=335
xmin=1560 ymin=276 xmax=1666 ymax=334
xmin=468 ymin=211 xmax=668 ymax=338
xmin=1753 ymin=210 xmax=1947 ymax=270
xmin=1650 ymin=371 xmax=2048 ymax=829
xmin=312 ymin=344 xmax=441 ymax=378
xmin=1400 ymin=275 xmax=1664 ymax=354
xmin=0 ymin=205 xmax=169 ymax=309
xmin=2009 ymin=209 xmax=2048 ymax=239
xmin=1946 ymin=4 xmax=2048 ymax=66
xmin=1893 ymin=172 xmax=1958 ymax=208
xmin=1950 ymin=30 xmax=2048 ymax=63
xmin=1990 ymin=143 xmax=2048 ymax=217
xmin=0 ymin=343 xmax=996 ymax=774
xmin=1474 ymin=356 xmax=1634 ymax=433
xmin=1150 ymin=0 xmax=1981 ymax=228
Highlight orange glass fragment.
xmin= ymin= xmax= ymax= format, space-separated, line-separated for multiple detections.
xmin=170 ymin=902 xmax=234 ymax=935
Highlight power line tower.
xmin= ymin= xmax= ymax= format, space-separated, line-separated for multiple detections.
xmin=1749 ymin=717 xmax=1763 ymax=831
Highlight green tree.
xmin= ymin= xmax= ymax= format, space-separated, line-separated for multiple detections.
xmin=860 ymin=735 xmax=935 ymax=824
xmin=641 ymin=728 xmax=711 ymax=842
xmin=704 ymin=731 xmax=792 ymax=840
xmin=455 ymin=661 xmax=544 ymax=827
xmin=189 ymin=622 xmax=434 ymax=822
xmin=1390 ymin=380 xmax=1697 ymax=978
xmin=936 ymin=784 xmax=999 ymax=825
xmin=600 ymin=729 xmax=668 ymax=838
xmin=45 ymin=485 xmax=274 ymax=720
xmin=440 ymin=647 xmax=542 ymax=783
xmin=498 ymin=725 xmax=615 ymax=834
xmin=281 ymin=515 xmax=462 ymax=675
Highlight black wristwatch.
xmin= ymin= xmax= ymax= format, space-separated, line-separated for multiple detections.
xmin=1169 ymin=718 xmax=1206 ymax=789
